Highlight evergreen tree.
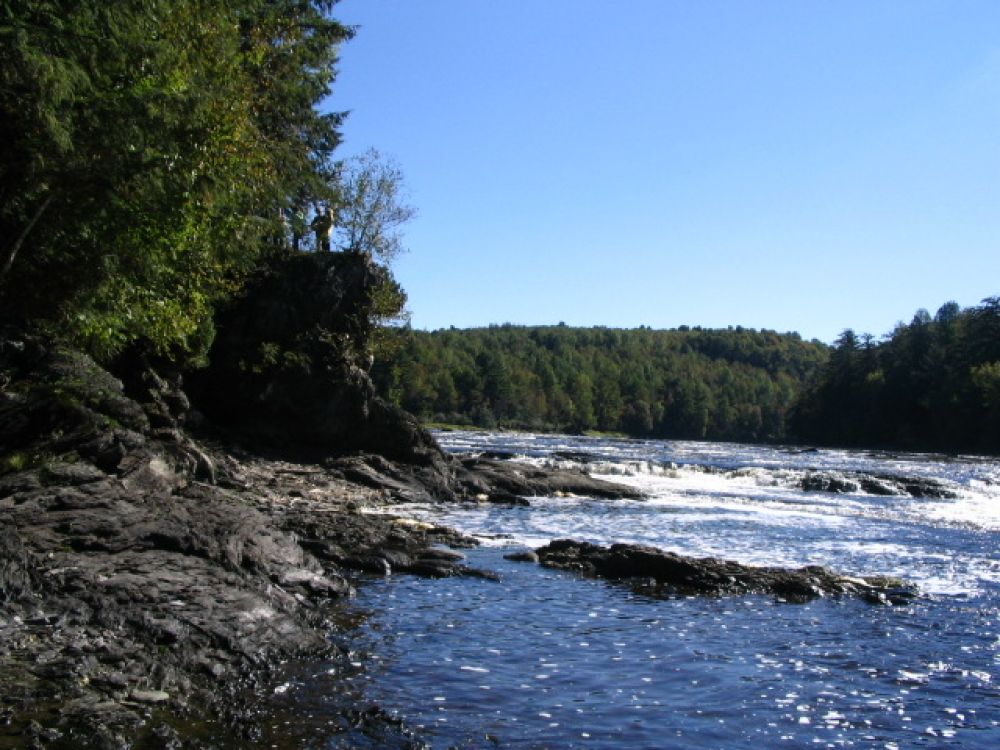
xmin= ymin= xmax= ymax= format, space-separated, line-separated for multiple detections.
xmin=376 ymin=324 xmax=829 ymax=442
xmin=1 ymin=0 xmax=352 ymax=360
xmin=792 ymin=298 xmax=1000 ymax=454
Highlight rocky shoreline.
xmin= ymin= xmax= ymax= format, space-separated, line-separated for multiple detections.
xmin=1 ymin=444 xmax=456 ymax=748
xmin=1 ymin=436 xmax=924 ymax=747
xmin=0 ymin=327 xmax=642 ymax=747
xmin=0 ymin=306 xmax=919 ymax=748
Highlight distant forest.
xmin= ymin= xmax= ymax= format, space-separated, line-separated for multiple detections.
xmin=793 ymin=298 xmax=1000 ymax=455
xmin=375 ymin=298 xmax=1000 ymax=454
xmin=373 ymin=325 xmax=829 ymax=443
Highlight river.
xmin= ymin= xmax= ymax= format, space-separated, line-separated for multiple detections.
xmin=275 ymin=431 xmax=1000 ymax=749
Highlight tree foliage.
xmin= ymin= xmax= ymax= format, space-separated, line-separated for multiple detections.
xmin=373 ymin=325 xmax=829 ymax=441
xmin=0 ymin=0 xmax=353 ymax=360
xmin=329 ymin=149 xmax=416 ymax=262
xmin=792 ymin=298 xmax=1000 ymax=454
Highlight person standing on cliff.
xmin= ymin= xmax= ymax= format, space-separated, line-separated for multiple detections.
xmin=311 ymin=203 xmax=334 ymax=252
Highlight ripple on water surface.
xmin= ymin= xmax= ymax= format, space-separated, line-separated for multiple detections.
xmin=309 ymin=549 xmax=1000 ymax=749
xmin=275 ymin=432 xmax=1000 ymax=748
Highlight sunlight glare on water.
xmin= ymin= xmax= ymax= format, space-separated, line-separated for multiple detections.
xmin=291 ymin=431 xmax=1000 ymax=749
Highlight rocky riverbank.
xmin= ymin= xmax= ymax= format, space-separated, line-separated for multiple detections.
xmin=0 ymin=444 xmax=478 ymax=748
xmin=0 ymin=254 xmax=918 ymax=747
xmin=0 ymin=325 xmax=641 ymax=748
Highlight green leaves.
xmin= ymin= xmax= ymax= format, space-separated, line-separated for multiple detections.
xmin=372 ymin=325 xmax=828 ymax=441
xmin=1 ymin=1 xmax=352 ymax=361
xmin=793 ymin=298 xmax=1000 ymax=453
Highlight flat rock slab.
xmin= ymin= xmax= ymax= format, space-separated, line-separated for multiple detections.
xmin=529 ymin=539 xmax=918 ymax=605
xmin=458 ymin=456 xmax=644 ymax=502
xmin=799 ymin=470 xmax=957 ymax=499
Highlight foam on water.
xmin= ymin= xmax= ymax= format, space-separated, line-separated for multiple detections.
xmin=921 ymin=483 xmax=1000 ymax=531
xmin=424 ymin=430 xmax=1000 ymax=597
xmin=310 ymin=431 xmax=1000 ymax=748
xmin=444 ymin=430 xmax=1000 ymax=529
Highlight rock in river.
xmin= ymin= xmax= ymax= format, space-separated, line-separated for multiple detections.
xmin=529 ymin=539 xmax=918 ymax=605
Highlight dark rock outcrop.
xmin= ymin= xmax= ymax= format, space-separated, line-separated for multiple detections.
xmin=0 ymin=450 xmax=475 ymax=746
xmin=184 ymin=253 xmax=645 ymax=506
xmin=191 ymin=253 xmax=440 ymax=465
xmin=0 ymin=329 xmax=489 ymax=745
xmin=457 ymin=455 xmax=644 ymax=502
xmin=799 ymin=470 xmax=957 ymax=499
xmin=528 ymin=539 xmax=917 ymax=605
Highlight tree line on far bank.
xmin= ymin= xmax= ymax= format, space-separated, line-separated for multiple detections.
xmin=374 ymin=297 xmax=1000 ymax=455
xmin=792 ymin=298 xmax=1000 ymax=455
xmin=372 ymin=325 xmax=829 ymax=443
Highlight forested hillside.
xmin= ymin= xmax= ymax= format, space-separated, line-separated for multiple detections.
xmin=373 ymin=325 xmax=829 ymax=442
xmin=792 ymin=299 xmax=1000 ymax=454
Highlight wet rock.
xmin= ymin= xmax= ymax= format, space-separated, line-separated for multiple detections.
xmin=418 ymin=548 xmax=466 ymax=563
xmin=551 ymin=450 xmax=596 ymax=463
xmin=327 ymin=453 xmax=442 ymax=503
xmin=277 ymin=569 xmax=353 ymax=598
xmin=342 ymin=555 xmax=393 ymax=576
xmin=881 ymin=474 xmax=957 ymax=499
xmin=858 ymin=477 xmax=896 ymax=496
xmin=504 ymin=550 xmax=539 ymax=563
xmin=457 ymin=456 xmax=643 ymax=501
xmin=801 ymin=473 xmax=859 ymax=494
xmin=404 ymin=560 xmax=456 ymax=578
xmin=528 ymin=539 xmax=917 ymax=605
xmin=479 ymin=450 xmax=517 ymax=460
xmin=798 ymin=469 xmax=957 ymax=499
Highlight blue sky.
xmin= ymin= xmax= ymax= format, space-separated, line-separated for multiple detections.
xmin=330 ymin=0 xmax=1000 ymax=343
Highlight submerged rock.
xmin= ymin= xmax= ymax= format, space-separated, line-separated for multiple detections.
xmin=801 ymin=473 xmax=860 ymax=494
xmin=528 ymin=539 xmax=917 ymax=605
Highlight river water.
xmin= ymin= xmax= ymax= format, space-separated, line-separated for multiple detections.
xmin=279 ymin=431 xmax=1000 ymax=749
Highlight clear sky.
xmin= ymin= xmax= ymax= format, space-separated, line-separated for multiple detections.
xmin=329 ymin=0 xmax=1000 ymax=344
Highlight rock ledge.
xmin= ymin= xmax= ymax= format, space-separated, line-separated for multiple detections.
xmin=526 ymin=539 xmax=917 ymax=605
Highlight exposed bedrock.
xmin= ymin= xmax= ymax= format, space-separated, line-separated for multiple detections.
xmin=524 ymin=539 xmax=918 ymax=605
xmin=0 ymin=326 xmax=490 ymax=746
xmin=456 ymin=455 xmax=645 ymax=503
xmin=1 ymin=312 xmax=642 ymax=745
xmin=189 ymin=253 xmax=442 ymax=466
xmin=799 ymin=470 xmax=957 ymax=499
